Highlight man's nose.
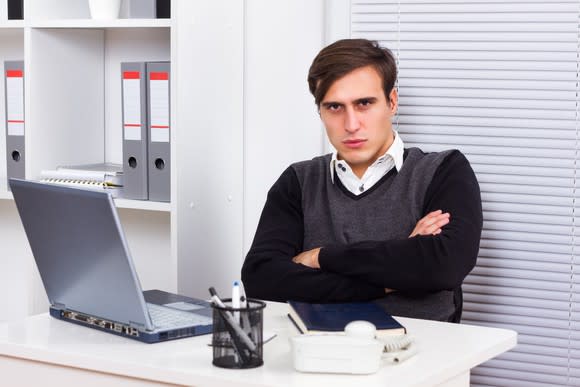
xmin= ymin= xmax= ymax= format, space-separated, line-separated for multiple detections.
xmin=344 ymin=107 xmax=360 ymax=133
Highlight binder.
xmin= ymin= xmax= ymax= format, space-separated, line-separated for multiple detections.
xmin=4 ymin=60 xmax=25 ymax=188
xmin=146 ymin=62 xmax=170 ymax=202
xmin=121 ymin=62 xmax=148 ymax=200
xmin=7 ymin=0 xmax=23 ymax=20
xmin=156 ymin=0 xmax=171 ymax=18
xmin=121 ymin=0 xmax=156 ymax=19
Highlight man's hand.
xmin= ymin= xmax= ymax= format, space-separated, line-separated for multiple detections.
xmin=292 ymin=247 xmax=321 ymax=269
xmin=409 ymin=210 xmax=450 ymax=238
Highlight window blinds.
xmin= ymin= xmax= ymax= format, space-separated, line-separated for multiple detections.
xmin=351 ymin=1 xmax=579 ymax=386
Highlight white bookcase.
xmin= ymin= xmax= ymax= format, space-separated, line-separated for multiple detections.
xmin=0 ymin=0 xmax=185 ymax=320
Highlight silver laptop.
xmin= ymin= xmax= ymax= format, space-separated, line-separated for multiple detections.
xmin=9 ymin=178 xmax=212 ymax=343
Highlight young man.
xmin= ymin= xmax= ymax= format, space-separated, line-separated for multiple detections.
xmin=241 ymin=39 xmax=482 ymax=322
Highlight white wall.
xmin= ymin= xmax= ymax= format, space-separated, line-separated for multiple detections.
xmin=243 ymin=0 xmax=326 ymax=253
xmin=175 ymin=0 xmax=327 ymax=298
xmin=174 ymin=0 xmax=245 ymax=298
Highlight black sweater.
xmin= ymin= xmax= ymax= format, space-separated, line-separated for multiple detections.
xmin=241 ymin=149 xmax=482 ymax=307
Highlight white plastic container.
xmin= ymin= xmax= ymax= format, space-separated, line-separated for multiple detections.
xmin=88 ymin=0 xmax=121 ymax=20
xmin=290 ymin=335 xmax=384 ymax=374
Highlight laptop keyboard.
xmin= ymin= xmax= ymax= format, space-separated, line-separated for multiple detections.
xmin=147 ymin=303 xmax=211 ymax=328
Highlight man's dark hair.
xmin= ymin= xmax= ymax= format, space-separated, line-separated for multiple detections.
xmin=307 ymin=39 xmax=397 ymax=107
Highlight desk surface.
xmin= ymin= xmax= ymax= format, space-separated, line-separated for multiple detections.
xmin=0 ymin=302 xmax=516 ymax=387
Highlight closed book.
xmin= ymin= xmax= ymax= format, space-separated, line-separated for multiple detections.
xmin=288 ymin=301 xmax=406 ymax=337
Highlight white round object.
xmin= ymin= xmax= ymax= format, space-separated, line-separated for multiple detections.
xmin=344 ymin=320 xmax=377 ymax=339
xmin=88 ymin=0 xmax=121 ymax=20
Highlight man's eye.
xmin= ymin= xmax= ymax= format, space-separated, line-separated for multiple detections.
xmin=358 ymin=99 xmax=372 ymax=107
xmin=327 ymin=104 xmax=341 ymax=111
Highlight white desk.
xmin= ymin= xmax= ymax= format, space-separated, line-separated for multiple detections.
xmin=0 ymin=302 xmax=516 ymax=387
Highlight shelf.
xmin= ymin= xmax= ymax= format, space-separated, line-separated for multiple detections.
xmin=114 ymin=198 xmax=170 ymax=212
xmin=0 ymin=187 xmax=169 ymax=212
xmin=0 ymin=20 xmax=25 ymax=29
xmin=30 ymin=18 xmax=171 ymax=29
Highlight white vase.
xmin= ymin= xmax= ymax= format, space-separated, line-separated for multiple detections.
xmin=88 ymin=0 xmax=121 ymax=20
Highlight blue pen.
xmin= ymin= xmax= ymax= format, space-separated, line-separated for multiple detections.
xmin=232 ymin=281 xmax=241 ymax=323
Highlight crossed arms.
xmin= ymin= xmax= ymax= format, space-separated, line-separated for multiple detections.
xmin=241 ymin=151 xmax=482 ymax=303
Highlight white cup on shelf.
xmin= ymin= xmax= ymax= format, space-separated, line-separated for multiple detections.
xmin=88 ymin=0 xmax=121 ymax=20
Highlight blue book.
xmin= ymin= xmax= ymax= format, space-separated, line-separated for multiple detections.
xmin=288 ymin=301 xmax=406 ymax=337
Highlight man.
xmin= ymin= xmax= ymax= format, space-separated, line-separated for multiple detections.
xmin=241 ymin=39 xmax=482 ymax=322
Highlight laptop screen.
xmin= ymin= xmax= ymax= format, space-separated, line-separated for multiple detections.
xmin=9 ymin=179 xmax=154 ymax=331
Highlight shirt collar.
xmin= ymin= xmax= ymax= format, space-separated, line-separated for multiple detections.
xmin=329 ymin=130 xmax=405 ymax=183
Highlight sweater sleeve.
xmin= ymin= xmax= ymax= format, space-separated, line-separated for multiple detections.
xmin=241 ymin=166 xmax=385 ymax=302
xmin=318 ymin=150 xmax=482 ymax=292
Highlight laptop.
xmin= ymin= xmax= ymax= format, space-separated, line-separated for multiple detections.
xmin=9 ymin=178 xmax=213 ymax=343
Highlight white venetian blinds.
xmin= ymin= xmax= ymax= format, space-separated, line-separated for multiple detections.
xmin=350 ymin=1 xmax=580 ymax=386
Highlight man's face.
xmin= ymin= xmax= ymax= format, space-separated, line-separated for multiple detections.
xmin=319 ymin=65 xmax=398 ymax=178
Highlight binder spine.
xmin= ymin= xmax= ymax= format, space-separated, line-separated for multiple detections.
xmin=4 ymin=60 xmax=25 ymax=189
xmin=7 ymin=0 xmax=23 ymax=20
xmin=146 ymin=62 xmax=170 ymax=202
xmin=121 ymin=0 xmax=156 ymax=19
xmin=121 ymin=62 xmax=149 ymax=200
xmin=156 ymin=0 xmax=171 ymax=18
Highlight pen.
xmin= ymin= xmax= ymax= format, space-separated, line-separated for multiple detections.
xmin=238 ymin=281 xmax=254 ymax=337
xmin=238 ymin=280 xmax=248 ymax=309
xmin=209 ymin=287 xmax=257 ymax=352
xmin=232 ymin=281 xmax=241 ymax=323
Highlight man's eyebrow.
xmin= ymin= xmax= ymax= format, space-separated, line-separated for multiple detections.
xmin=321 ymin=101 xmax=344 ymax=108
xmin=321 ymin=97 xmax=378 ymax=108
xmin=354 ymin=97 xmax=378 ymax=104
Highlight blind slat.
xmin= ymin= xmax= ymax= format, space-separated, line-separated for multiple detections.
xmin=352 ymin=1 xmax=579 ymax=385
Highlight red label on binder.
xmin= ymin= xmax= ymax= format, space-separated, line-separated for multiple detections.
xmin=150 ymin=72 xmax=168 ymax=80
xmin=6 ymin=70 xmax=23 ymax=78
xmin=123 ymin=71 xmax=140 ymax=79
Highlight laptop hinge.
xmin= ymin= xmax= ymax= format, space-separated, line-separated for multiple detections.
xmin=52 ymin=302 xmax=66 ymax=311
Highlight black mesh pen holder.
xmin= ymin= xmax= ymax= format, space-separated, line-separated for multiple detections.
xmin=211 ymin=298 xmax=266 ymax=369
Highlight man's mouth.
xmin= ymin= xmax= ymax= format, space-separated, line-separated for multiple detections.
xmin=343 ymin=139 xmax=366 ymax=148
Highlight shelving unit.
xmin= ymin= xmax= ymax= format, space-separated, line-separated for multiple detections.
xmin=0 ymin=0 xmax=175 ymax=321
xmin=0 ymin=0 xmax=249 ymax=321
xmin=30 ymin=18 xmax=171 ymax=29
xmin=0 ymin=1 xmax=171 ymax=211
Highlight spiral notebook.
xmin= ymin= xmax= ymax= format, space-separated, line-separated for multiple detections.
xmin=40 ymin=163 xmax=123 ymax=189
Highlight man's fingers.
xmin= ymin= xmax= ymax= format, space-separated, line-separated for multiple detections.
xmin=419 ymin=213 xmax=449 ymax=227
xmin=423 ymin=217 xmax=449 ymax=235
xmin=409 ymin=211 xmax=451 ymax=237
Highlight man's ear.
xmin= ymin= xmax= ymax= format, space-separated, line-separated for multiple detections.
xmin=388 ymin=88 xmax=398 ymax=115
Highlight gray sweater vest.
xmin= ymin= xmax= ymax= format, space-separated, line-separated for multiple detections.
xmin=292 ymin=148 xmax=458 ymax=321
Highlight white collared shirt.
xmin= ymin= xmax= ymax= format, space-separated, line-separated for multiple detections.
xmin=329 ymin=131 xmax=405 ymax=196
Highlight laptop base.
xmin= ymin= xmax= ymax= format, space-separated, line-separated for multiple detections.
xmin=50 ymin=289 xmax=213 ymax=344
